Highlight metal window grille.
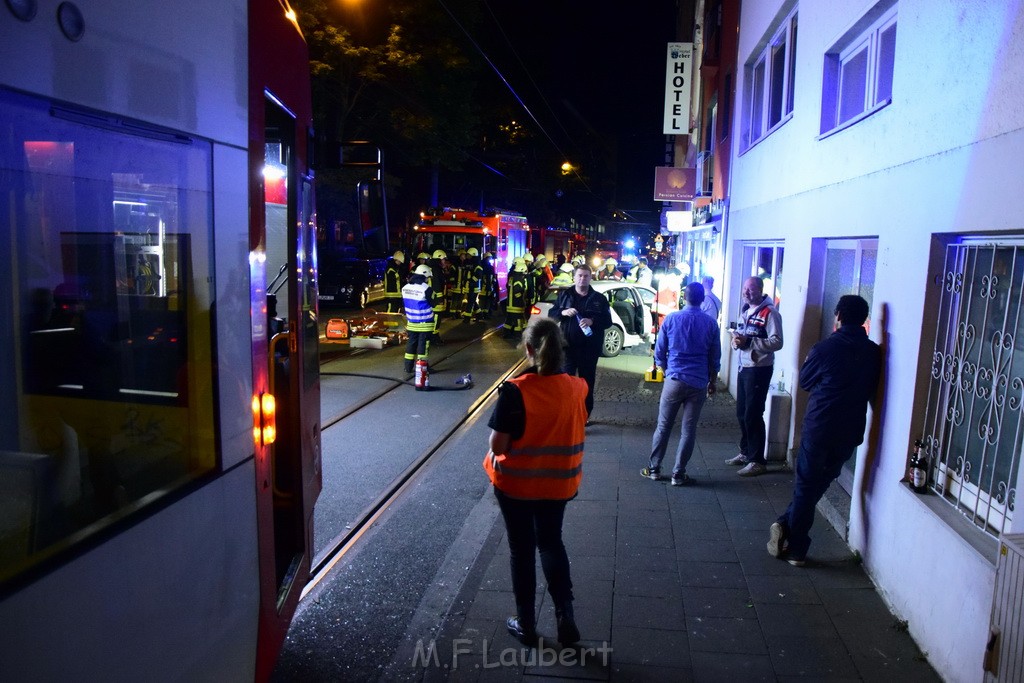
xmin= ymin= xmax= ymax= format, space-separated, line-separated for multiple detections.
xmin=922 ymin=242 xmax=1022 ymax=537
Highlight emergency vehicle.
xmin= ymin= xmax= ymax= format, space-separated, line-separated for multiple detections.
xmin=591 ymin=239 xmax=623 ymax=270
xmin=530 ymin=224 xmax=587 ymax=264
xmin=413 ymin=208 xmax=530 ymax=300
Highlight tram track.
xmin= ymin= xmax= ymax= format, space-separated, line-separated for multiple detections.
xmin=302 ymin=324 xmax=525 ymax=599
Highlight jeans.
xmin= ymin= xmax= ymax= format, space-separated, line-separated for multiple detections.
xmin=494 ymin=488 xmax=573 ymax=620
xmin=736 ymin=365 xmax=773 ymax=464
xmin=778 ymin=439 xmax=855 ymax=559
xmin=649 ymin=378 xmax=707 ymax=478
xmin=564 ymin=345 xmax=600 ymax=416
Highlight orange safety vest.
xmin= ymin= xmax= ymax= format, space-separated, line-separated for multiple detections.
xmin=482 ymin=373 xmax=588 ymax=500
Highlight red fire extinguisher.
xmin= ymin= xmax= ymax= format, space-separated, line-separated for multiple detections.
xmin=415 ymin=359 xmax=429 ymax=391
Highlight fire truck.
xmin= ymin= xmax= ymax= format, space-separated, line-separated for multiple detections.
xmin=413 ymin=208 xmax=530 ymax=300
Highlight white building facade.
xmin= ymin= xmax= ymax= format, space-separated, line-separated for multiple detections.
xmin=724 ymin=1 xmax=1024 ymax=680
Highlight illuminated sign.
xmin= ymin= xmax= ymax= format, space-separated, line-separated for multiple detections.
xmin=663 ymin=42 xmax=693 ymax=135
xmin=653 ymin=166 xmax=696 ymax=201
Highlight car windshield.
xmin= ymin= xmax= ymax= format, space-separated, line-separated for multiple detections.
xmin=321 ymin=260 xmax=367 ymax=277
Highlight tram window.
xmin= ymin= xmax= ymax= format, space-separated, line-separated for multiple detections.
xmin=0 ymin=88 xmax=216 ymax=585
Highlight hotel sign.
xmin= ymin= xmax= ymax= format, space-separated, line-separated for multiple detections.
xmin=663 ymin=42 xmax=693 ymax=135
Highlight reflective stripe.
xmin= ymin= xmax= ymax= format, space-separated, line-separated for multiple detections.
xmin=482 ymin=373 xmax=588 ymax=500
xmin=508 ymin=443 xmax=584 ymax=457
xmin=489 ymin=463 xmax=583 ymax=479
xmin=403 ymin=282 xmax=434 ymax=325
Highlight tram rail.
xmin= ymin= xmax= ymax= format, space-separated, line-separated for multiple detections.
xmin=303 ymin=325 xmax=525 ymax=599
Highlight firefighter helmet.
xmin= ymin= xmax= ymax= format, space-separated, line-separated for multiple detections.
xmin=522 ymin=252 xmax=534 ymax=263
xmin=432 ymin=249 xmax=447 ymax=260
xmin=604 ymin=257 xmax=618 ymax=267
xmin=417 ymin=252 xmax=430 ymax=261
xmin=512 ymin=258 xmax=528 ymax=273
xmin=535 ymin=255 xmax=547 ymax=266
xmin=467 ymin=247 xmax=479 ymax=257
xmin=393 ymin=250 xmax=405 ymax=264
xmin=571 ymin=254 xmax=585 ymax=267
xmin=414 ymin=264 xmax=433 ymax=277
xmin=559 ymin=262 xmax=573 ymax=274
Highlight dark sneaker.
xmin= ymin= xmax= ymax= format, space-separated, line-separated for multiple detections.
xmin=767 ymin=522 xmax=787 ymax=558
xmin=506 ymin=616 xmax=538 ymax=647
xmin=640 ymin=467 xmax=662 ymax=481
xmin=555 ymin=605 xmax=581 ymax=646
xmin=670 ymin=474 xmax=693 ymax=486
xmin=725 ymin=454 xmax=749 ymax=466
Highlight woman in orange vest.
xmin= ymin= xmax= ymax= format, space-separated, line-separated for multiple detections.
xmin=483 ymin=317 xmax=588 ymax=647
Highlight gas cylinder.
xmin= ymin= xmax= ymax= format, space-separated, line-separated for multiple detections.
xmin=415 ymin=359 xmax=429 ymax=391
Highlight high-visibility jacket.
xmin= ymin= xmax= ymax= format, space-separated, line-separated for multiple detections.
xmin=549 ymin=272 xmax=573 ymax=288
xmin=506 ymin=273 xmax=528 ymax=313
xmin=483 ymin=373 xmax=588 ymax=500
xmin=402 ymin=279 xmax=435 ymax=331
xmin=384 ymin=262 xmax=403 ymax=299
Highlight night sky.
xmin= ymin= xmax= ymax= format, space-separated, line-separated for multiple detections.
xmin=466 ymin=1 xmax=679 ymax=218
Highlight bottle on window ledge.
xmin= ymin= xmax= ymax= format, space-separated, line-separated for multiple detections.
xmin=908 ymin=439 xmax=928 ymax=493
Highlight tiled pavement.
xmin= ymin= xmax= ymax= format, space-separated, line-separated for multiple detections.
xmin=400 ymin=351 xmax=941 ymax=682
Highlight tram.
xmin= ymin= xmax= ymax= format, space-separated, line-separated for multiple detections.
xmin=0 ymin=1 xmax=320 ymax=679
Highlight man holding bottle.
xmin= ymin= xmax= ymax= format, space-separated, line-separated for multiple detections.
xmin=726 ymin=276 xmax=783 ymax=476
xmin=550 ymin=265 xmax=612 ymax=419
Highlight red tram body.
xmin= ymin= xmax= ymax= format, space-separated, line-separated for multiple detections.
xmin=0 ymin=1 xmax=320 ymax=679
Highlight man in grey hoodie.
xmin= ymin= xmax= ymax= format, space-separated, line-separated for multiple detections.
xmin=725 ymin=277 xmax=783 ymax=476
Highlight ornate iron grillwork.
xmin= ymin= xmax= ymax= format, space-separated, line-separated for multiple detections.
xmin=922 ymin=242 xmax=1022 ymax=537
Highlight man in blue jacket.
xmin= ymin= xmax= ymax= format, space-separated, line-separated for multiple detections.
xmin=768 ymin=295 xmax=881 ymax=566
xmin=642 ymin=282 xmax=721 ymax=485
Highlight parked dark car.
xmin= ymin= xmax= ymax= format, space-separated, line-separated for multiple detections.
xmin=318 ymin=256 xmax=387 ymax=309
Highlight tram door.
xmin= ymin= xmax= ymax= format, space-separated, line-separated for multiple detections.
xmin=253 ymin=97 xmax=322 ymax=678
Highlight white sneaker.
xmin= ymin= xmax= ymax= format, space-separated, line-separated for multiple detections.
xmin=737 ymin=462 xmax=766 ymax=477
xmin=725 ymin=454 xmax=749 ymax=466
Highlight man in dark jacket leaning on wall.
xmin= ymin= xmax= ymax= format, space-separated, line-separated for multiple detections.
xmin=768 ymin=294 xmax=881 ymax=566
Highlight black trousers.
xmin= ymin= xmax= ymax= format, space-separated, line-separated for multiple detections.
xmin=564 ymin=344 xmax=600 ymax=416
xmin=494 ymin=488 xmax=573 ymax=621
xmin=736 ymin=365 xmax=773 ymax=464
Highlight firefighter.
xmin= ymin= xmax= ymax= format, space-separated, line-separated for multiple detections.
xmin=462 ymin=247 xmax=483 ymax=323
xmin=597 ymin=257 xmax=622 ymax=281
xmin=570 ymin=254 xmax=586 ymax=269
xmin=549 ymin=262 xmax=574 ymax=288
xmin=402 ymin=264 xmax=435 ymax=373
xmin=448 ymin=250 xmax=465 ymax=318
xmin=532 ymin=254 xmax=552 ymax=295
xmin=384 ymin=250 xmax=405 ymax=314
xmin=504 ymin=257 xmax=529 ymax=337
xmin=478 ymin=251 xmax=496 ymax=315
xmin=429 ymin=249 xmax=448 ymax=342
xmin=444 ymin=252 xmax=460 ymax=318
xmin=522 ymin=252 xmax=536 ymax=305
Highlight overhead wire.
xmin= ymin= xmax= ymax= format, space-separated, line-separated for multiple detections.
xmin=434 ymin=0 xmax=592 ymax=193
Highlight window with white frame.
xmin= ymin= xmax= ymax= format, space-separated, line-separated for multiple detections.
xmin=742 ymin=8 xmax=798 ymax=150
xmin=820 ymin=2 xmax=896 ymax=135
xmin=920 ymin=240 xmax=1023 ymax=538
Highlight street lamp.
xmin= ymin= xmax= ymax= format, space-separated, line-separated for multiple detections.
xmin=561 ymin=161 xmax=574 ymax=175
